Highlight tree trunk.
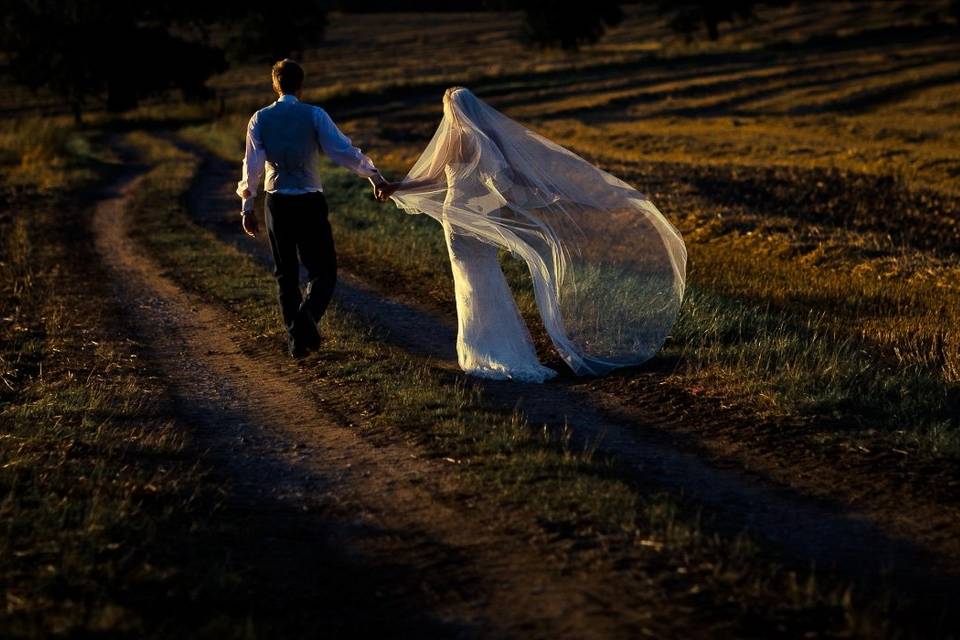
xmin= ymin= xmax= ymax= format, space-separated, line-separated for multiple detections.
xmin=706 ymin=17 xmax=719 ymax=40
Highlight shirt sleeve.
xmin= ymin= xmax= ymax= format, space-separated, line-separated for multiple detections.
xmin=237 ymin=112 xmax=265 ymax=213
xmin=313 ymin=107 xmax=379 ymax=178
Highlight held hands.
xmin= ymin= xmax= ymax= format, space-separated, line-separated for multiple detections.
xmin=369 ymin=173 xmax=398 ymax=202
xmin=375 ymin=182 xmax=398 ymax=202
xmin=240 ymin=175 xmax=395 ymax=236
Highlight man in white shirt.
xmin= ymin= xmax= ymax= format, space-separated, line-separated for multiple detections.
xmin=237 ymin=59 xmax=390 ymax=358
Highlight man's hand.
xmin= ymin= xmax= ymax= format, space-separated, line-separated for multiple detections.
xmin=242 ymin=211 xmax=259 ymax=238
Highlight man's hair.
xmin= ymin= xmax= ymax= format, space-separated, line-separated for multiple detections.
xmin=272 ymin=59 xmax=304 ymax=95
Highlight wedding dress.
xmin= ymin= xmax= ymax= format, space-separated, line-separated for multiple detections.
xmin=443 ymin=164 xmax=557 ymax=382
xmin=391 ymin=87 xmax=686 ymax=377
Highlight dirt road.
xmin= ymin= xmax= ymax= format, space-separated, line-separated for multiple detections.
xmin=87 ymin=144 xmax=960 ymax=637
xmin=186 ymin=148 xmax=957 ymax=585
xmin=91 ymin=165 xmax=702 ymax=638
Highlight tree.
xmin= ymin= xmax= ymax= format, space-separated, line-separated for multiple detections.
xmin=0 ymin=0 xmax=329 ymax=121
xmin=223 ymin=0 xmax=329 ymax=64
xmin=1 ymin=1 xmax=228 ymax=122
xmin=656 ymin=0 xmax=792 ymax=41
xmin=517 ymin=0 xmax=624 ymax=50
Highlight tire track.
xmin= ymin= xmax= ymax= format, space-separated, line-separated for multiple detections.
xmin=183 ymin=143 xmax=960 ymax=596
xmin=92 ymin=164 xmax=677 ymax=639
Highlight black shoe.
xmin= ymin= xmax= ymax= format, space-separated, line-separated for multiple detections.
xmin=288 ymin=326 xmax=320 ymax=359
xmin=289 ymin=341 xmax=310 ymax=359
xmin=301 ymin=325 xmax=321 ymax=351
xmin=291 ymin=311 xmax=321 ymax=353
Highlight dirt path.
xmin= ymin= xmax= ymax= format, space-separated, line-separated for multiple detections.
xmin=185 ymin=147 xmax=960 ymax=597
xmin=95 ymin=167 xmax=718 ymax=637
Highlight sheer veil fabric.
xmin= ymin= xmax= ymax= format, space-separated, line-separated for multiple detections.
xmin=390 ymin=88 xmax=687 ymax=376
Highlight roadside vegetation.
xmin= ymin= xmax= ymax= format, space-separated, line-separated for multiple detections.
xmin=120 ymin=127 xmax=926 ymax=639
xmin=2 ymin=1 xmax=958 ymax=636
xmin=0 ymin=148 xmax=223 ymax=636
xmin=178 ymin=1 xmax=960 ymax=464
xmin=0 ymin=119 xmax=454 ymax=640
xmin=187 ymin=114 xmax=960 ymax=463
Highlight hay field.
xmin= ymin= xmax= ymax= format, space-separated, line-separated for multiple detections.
xmin=210 ymin=2 xmax=960 ymax=456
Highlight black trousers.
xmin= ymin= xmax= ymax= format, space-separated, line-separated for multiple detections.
xmin=264 ymin=191 xmax=336 ymax=348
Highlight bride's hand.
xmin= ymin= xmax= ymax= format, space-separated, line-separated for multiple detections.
xmin=375 ymin=182 xmax=399 ymax=202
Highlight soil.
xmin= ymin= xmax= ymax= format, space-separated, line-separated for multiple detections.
xmin=181 ymin=147 xmax=960 ymax=594
xmin=80 ymin=118 xmax=960 ymax=636
xmin=92 ymin=165 xmax=702 ymax=639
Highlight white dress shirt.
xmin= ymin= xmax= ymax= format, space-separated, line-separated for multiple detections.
xmin=237 ymin=94 xmax=380 ymax=212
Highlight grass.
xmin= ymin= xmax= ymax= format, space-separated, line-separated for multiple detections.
xmin=181 ymin=117 xmax=960 ymax=458
xmin=0 ymin=129 xmax=459 ymax=640
xmin=121 ymin=127 xmax=927 ymax=637
xmin=0 ymin=119 xmax=935 ymax=636
xmin=126 ymin=129 xmax=654 ymax=543
xmin=176 ymin=0 xmax=960 ymax=459
xmin=3 ymin=2 xmax=958 ymax=634
xmin=0 ymin=117 xmax=103 ymax=190
xmin=0 ymin=173 xmax=226 ymax=637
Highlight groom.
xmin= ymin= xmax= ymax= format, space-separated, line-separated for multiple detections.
xmin=237 ymin=59 xmax=393 ymax=358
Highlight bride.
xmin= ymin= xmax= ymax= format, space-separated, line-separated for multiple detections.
xmin=378 ymin=87 xmax=686 ymax=382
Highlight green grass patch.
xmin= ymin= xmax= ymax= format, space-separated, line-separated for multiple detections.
xmin=181 ymin=118 xmax=959 ymax=458
xmin=159 ymin=126 xmax=916 ymax=636
xmin=0 ymin=117 xmax=105 ymax=190
xmin=0 ymin=180 xmax=234 ymax=638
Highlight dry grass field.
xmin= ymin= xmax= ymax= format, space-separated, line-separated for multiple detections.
xmin=231 ymin=3 xmax=960 ymax=450
xmin=196 ymin=2 xmax=960 ymax=464
xmin=2 ymin=1 xmax=960 ymax=637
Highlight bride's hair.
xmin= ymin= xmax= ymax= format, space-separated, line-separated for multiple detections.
xmin=443 ymin=87 xmax=467 ymax=120
xmin=443 ymin=87 xmax=507 ymax=158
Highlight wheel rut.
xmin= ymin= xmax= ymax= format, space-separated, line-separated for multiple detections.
xmin=182 ymin=141 xmax=960 ymax=597
xmin=92 ymin=165 xmax=676 ymax=639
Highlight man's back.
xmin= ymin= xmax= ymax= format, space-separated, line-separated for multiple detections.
xmin=256 ymin=99 xmax=321 ymax=193
xmin=235 ymin=58 xmax=385 ymax=357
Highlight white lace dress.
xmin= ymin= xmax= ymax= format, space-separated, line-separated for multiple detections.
xmin=442 ymin=165 xmax=557 ymax=383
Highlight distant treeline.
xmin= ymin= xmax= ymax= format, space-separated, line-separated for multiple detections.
xmin=334 ymin=0 xmax=488 ymax=10
xmin=2 ymin=0 xmax=957 ymax=121
xmin=1 ymin=0 xmax=330 ymax=121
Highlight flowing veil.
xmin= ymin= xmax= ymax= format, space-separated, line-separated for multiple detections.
xmin=390 ymin=88 xmax=687 ymax=375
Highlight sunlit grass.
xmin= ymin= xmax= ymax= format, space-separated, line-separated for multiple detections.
xmin=125 ymin=127 xmax=903 ymax=636
xmin=2 ymin=3 xmax=956 ymax=634
xmin=535 ymin=107 xmax=960 ymax=198
xmin=297 ymin=157 xmax=960 ymax=456
xmin=0 ymin=117 xmax=99 ymax=190
xmin=130 ymin=127 xmax=641 ymax=535
xmin=183 ymin=105 xmax=960 ymax=456
xmin=180 ymin=12 xmax=960 ymax=459
xmin=275 ymin=11 xmax=960 ymax=459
